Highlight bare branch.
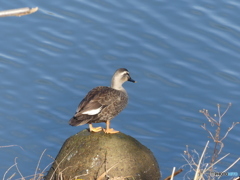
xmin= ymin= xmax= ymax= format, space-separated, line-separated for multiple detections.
xmin=193 ymin=141 xmax=209 ymax=180
xmin=184 ymin=103 xmax=239 ymax=180
xmin=201 ymin=124 xmax=215 ymax=141
xmin=220 ymin=103 xmax=232 ymax=120
xmin=0 ymin=145 xmax=24 ymax=151
xmin=221 ymin=157 xmax=240 ymax=175
xmin=0 ymin=7 xmax=38 ymax=17
xmin=220 ymin=122 xmax=240 ymax=142
xmin=217 ymin=103 xmax=221 ymax=123
xmin=200 ymin=109 xmax=219 ymax=126
xmin=34 ymin=149 xmax=47 ymax=179
xmin=3 ymin=159 xmax=17 ymax=180
xmin=15 ymin=157 xmax=24 ymax=179
xmin=203 ymin=153 xmax=230 ymax=174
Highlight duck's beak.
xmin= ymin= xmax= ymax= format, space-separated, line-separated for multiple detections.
xmin=128 ymin=77 xmax=136 ymax=83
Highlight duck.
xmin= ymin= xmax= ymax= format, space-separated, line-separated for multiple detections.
xmin=69 ymin=68 xmax=136 ymax=134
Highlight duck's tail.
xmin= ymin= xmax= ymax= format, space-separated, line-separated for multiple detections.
xmin=68 ymin=116 xmax=89 ymax=126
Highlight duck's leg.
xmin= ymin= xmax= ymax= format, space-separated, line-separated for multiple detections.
xmin=103 ymin=120 xmax=119 ymax=134
xmin=89 ymin=124 xmax=102 ymax=132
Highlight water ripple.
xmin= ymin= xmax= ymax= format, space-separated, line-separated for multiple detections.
xmin=0 ymin=0 xmax=240 ymax=177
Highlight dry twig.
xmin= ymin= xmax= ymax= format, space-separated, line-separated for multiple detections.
xmin=0 ymin=7 xmax=38 ymax=17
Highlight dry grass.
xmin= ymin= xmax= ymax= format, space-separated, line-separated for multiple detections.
xmin=2 ymin=149 xmax=53 ymax=180
xmin=179 ymin=103 xmax=240 ymax=180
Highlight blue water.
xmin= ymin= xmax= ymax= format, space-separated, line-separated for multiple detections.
xmin=0 ymin=0 xmax=240 ymax=179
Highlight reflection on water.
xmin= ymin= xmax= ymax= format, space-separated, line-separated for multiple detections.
xmin=0 ymin=0 xmax=240 ymax=178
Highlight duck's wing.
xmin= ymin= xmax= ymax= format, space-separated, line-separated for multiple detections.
xmin=74 ymin=86 xmax=112 ymax=117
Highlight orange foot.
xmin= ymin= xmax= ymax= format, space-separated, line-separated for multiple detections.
xmin=89 ymin=124 xmax=102 ymax=132
xmin=103 ymin=128 xmax=119 ymax=134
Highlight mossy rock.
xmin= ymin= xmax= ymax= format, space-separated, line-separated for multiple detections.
xmin=45 ymin=129 xmax=160 ymax=180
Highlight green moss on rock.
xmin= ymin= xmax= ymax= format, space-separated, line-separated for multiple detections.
xmin=45 ymin=129 xmax=161 ymax=180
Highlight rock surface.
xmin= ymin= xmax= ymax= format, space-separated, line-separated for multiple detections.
xmin=45 ymin=129 xmax=161 ymax=180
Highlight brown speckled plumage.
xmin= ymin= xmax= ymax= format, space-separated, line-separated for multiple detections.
xmin=69 ymin=86 xmax=128 ymax=125
xmin=69 ymin=68 xmax=135 ymax=133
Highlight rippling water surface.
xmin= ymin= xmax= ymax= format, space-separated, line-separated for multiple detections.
xmin=0 ymin=0 xmax=240 ymax=178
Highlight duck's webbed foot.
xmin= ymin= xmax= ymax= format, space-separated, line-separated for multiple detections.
xmin=89 ymin=124 xmax=102 ymax=132
xmin=103 ymin=120 xmax=119 ymax=134
xmin=103 ymin=128 xmax=119 ymax=134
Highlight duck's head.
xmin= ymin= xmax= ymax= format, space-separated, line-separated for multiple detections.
xmin=111 ymin=68 xmax=136 ymax=90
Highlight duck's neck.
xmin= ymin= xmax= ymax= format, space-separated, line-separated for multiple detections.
xmin=111 ymin=80 xmax=126 ymax=92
